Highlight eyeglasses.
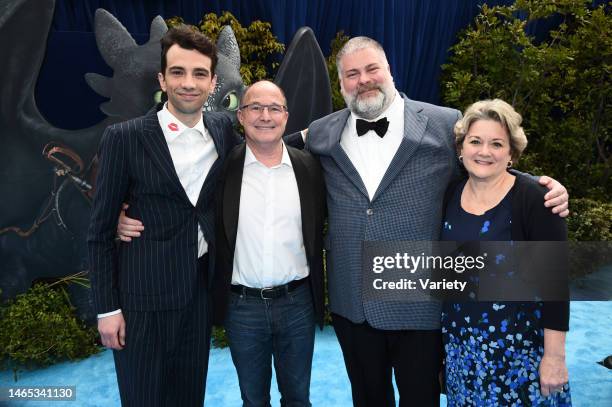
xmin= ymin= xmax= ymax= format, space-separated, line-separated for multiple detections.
xmin=239 ymin=104 xmax=287 ymax=115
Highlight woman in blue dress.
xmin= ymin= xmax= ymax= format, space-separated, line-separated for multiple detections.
xmin=441 ymin=99 xmax=571 ymax=406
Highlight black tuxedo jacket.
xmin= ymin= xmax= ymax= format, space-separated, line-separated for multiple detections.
xmin=87 ymin=109 xmax=239 ymax=314
xmin=212 ymin=143 xmax=327 ymax=327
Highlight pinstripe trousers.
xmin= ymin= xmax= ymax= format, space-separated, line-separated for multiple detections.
xmin=113 ymin=256 xmax=210 ymax=407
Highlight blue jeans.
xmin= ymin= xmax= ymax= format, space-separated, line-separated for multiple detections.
xmin=225 ymin=282 xmax=315 ymax=407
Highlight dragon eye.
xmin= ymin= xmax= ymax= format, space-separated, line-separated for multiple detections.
xmin=221 ymin=91 xmax=239 ymax=111
xmin=153 ymin=90 xmax=163 ymax=104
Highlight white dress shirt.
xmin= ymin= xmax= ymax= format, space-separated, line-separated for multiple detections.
xmin=157 ymin=103 xmax=218 ymax=257
xmin=232 ymin=143 xmax=309 ymax=288
xmin=97 ymin=105 xmax=217 ymax=319
xmin=340 ymin=91 xmax=404 ymax=200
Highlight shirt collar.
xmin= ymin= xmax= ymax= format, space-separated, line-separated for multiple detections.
xmin=158 ymin=103 xmax=207 ymax=141
xmin=244 ymin=141 xmax=292 ymax=169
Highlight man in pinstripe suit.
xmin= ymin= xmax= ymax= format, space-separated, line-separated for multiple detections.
xmin=88 ymin=26 xmax=238 ymax=406
xmin=294 ymin=37 xmax=569 ymax=407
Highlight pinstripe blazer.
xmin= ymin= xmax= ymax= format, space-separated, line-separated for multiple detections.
xmin=306 ymin=94 xmax=462 ymax=330
xmin=87 ymin=108 xmax=238 ymax=314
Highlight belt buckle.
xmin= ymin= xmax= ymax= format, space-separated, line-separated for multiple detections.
xmin=260 ymin=287 xmax=274 ymax=300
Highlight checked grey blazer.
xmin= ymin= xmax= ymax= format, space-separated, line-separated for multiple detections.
xmin=306 ymin=94 xmax=462 ymax=330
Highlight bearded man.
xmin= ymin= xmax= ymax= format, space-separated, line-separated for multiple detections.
xmin=292 ymin=36 xmax=569 ymax=406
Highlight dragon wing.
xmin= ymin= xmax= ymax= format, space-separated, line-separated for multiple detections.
xmin=0 ymin=0 xmax=56 ymax=143
xmin=274 ymin=27 xmax=332 ymax=135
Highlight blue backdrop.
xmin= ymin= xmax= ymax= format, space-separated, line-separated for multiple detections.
xmin=37 ymin=0 xmax=531 ymax=129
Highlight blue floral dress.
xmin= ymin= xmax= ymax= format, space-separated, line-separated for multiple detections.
xmin=441 ymin=180 xmax=571 ymax=406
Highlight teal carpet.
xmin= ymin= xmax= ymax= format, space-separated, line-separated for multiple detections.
xmin=1 ymin=302 xmax=611 ymax=406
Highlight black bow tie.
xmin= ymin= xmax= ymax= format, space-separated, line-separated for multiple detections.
xmin=356 ymin=117 xmax=389 ymax=138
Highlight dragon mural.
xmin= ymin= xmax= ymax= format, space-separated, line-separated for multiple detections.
xmin=0 ymin=0 xmax=331 ymax=320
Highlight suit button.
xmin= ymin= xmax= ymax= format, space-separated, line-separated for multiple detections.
xmin=366 ymin=208 xmax=373 ymax=215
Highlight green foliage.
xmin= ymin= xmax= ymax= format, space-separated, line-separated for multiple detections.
xmin=211 ymin=326 xmax=229 ymax=349
xmin=567 ymin=198 xmax=612 ymax=277
xmin=441 ymin=0 xmax=611 ymax=202
xmin=327 ymin=31 xmax=350 ymax=111
xmin=167 ymin=12 xmax=285 ymax=85
xmin=0 ymin=283 xmax=100 ymax=377
xmin=568 ymin=198 xmax=612 ymax=241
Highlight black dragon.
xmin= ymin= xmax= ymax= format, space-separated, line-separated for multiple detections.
xmin=0 ymin=0 xmax=331 ymax=320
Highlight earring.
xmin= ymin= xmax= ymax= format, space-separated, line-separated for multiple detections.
xmin=507 ymin=160 xmax=513 ymax=168
xmin=459 ymin=155 xmax=463 ymax=163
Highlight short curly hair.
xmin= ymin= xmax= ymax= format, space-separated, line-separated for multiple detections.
xmin=454 ymin=99 xmax=528 ymax=163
